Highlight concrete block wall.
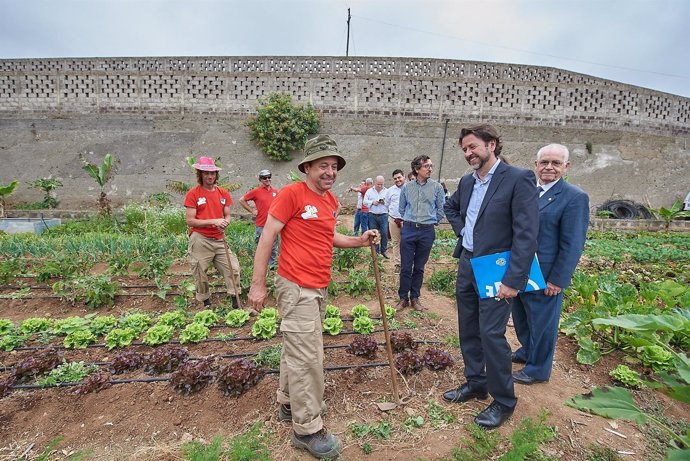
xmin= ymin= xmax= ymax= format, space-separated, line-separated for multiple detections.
xmin=1 ymin=56 xmax=688 ymax=137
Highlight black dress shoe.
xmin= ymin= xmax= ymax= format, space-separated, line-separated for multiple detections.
xmin=511 ymin=352 xmax=526 ymax=364
xmin=474 ymin=401 xmax=515 ymax=429
xmin=512 ymin=370 xmax=547 ymax=385
xmin=442 ymin=383 xmax=488 ymax=403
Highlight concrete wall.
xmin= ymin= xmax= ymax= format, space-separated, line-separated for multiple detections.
xmin=1 ymin=56 xmax=689 ymax=211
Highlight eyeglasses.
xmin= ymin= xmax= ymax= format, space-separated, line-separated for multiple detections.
xmin=259 ymin=176 xmax=271 ymax=180
xmin=537 ymin=160 xmax=565 ymax=167
xmin=420 ymin=164 xmax=433 ymax=169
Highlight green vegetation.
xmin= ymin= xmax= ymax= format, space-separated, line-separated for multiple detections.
xmin=0 ymin=180 xmax=18 ymax=218
xmin=30 ymin=177 xmax=63 ymax=209
xmin=80 ymin=153 xmax=116 ymax=215
xmin=246 ymin=92 xmax=320 ymax=161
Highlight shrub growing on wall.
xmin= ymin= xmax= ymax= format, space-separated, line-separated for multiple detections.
xmin=246 ymin=92 xmax=320 ymax=161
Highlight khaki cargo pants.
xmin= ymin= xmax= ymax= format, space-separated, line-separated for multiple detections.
xmin=274 ymin=274 xmax=327 ymax=436
xmin=188 ymin=232 xmax=241 ymax=302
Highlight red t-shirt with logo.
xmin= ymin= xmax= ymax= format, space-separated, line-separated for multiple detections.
xmin=359 ymin=184 xmax=372 ymax=213
xmin=184 ymin=185 xmax=233 ymax=240
xmin=269 ymin=181 xmax=337 ymax=288
xmin=242 ymin=185 xmax=278 ymax=227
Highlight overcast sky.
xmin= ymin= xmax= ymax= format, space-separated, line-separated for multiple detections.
xmin=1 ymin=0 xmax=688 ymax=98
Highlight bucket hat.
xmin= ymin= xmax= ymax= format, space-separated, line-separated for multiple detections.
xmin=192 ymin=157 xmax=222 ymax=171
xmin=297 ymin=135 xmax=346 ymax=173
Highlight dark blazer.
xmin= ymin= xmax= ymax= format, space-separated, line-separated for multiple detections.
xmin=534 ymin=179 xmax=589 ymax=288
xmin=445 ymin=161 xmax=539 ymax=290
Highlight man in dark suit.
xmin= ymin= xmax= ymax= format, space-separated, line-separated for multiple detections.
xmin=511 ymin=144 xmax=589 ymax=384
xmin=442 ymin=124 xmax=539 ymax=428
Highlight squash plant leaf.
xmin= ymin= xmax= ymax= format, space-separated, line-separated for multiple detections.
xmin=576 ymin=335 xmax=600 ymax=365
xmin=566 ymin=386 xmax=648 ymax=425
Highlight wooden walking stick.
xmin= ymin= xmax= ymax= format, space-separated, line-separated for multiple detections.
xmin=223 ymin=239 xmax=243 ymax=309
xmin=370 ymin=239 xmax=401 ymax=409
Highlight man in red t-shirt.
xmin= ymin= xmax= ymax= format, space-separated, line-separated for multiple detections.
xmin=249 ymin=135 xmax=379 ymax=460
xmin=184 ymin=156 xmax=241 ymax=309
xmin=239 ymin=169 xmax=279 ymax=267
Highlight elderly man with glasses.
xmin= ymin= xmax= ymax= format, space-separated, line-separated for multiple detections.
xmin=240 ymin=169 xmax=280 ymax=268
xmin=396 ymin=155 xmax=446 ymax=311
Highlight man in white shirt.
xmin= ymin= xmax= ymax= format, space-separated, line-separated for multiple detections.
xmin=364 ymin=175 xmax=389 ymax=257
xmin=385 ymin=169 xmax=405 ymax=266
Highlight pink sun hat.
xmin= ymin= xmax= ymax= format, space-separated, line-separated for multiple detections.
xmin=192 ymin=156 xmax=222 ymax=171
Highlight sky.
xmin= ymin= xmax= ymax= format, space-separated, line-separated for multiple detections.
xmin=1 ymin=0 xmax=689 ymax=98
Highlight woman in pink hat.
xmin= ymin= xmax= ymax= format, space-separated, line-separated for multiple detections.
xmin=184 ymin=156 xmax=242 ymax=309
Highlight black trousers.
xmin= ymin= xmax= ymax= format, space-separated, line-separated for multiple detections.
xmin=455 ymin=250 xmax=516 ymax=408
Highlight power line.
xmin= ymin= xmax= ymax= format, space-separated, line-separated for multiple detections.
xmin=352 ymin=14 xmax=689 ymax=81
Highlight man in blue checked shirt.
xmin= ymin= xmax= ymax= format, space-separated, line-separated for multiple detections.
xmin=396 ymin=155 xmax=445 ymax=311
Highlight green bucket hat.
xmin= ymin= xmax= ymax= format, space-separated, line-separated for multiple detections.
xmin=298 ymin=134 xmax=346 ymax=173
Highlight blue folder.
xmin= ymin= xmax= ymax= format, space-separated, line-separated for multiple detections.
xmin=470 ymin=251 xmax=546 ymax=299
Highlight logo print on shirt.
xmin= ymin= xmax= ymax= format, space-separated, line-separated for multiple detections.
xmin=220 ymin=198 xmax=226 ymax=205
xmin=197 ymin=197 xmax=207 ymax=206
xmin=301 ymin=205 xmax=318 ymax=220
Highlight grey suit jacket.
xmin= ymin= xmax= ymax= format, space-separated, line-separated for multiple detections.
xmin=444 ymin=161 xmax=539 ymax=290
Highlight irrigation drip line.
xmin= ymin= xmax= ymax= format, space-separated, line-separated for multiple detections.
xmin=9 ymin=361 xmax=394 ymax=391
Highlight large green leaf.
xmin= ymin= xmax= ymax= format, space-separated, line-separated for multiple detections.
xmin=0 ymin=180 xmax=19 ymax=196
xmin=666 ymin=448 xmax=690 ymax=461
xmin=668 ymin=385 xmax=690 ymax=404
xmin=576 ymin=335 xmax=601 ymax=365
xmin=566 ymin=386 xmax=648 ymax=424
xmin=593 ymin=313 xmax=690 ymax=333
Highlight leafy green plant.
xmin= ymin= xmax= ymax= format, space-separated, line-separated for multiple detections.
xmin=257 ymin=307 xmax=279 ymax=321
xmin=586 ymin=141 xmax=593 ymax=154
xmin=322 ymin=317 xmax=344 ymax=336
xmin=105 ymin=328 xmax=138 ymax=350
xmin=384 ymin=304 xmax=396 ymax=319
xmin=325 ymin=304 xmax=341 ymax=319
xmin=0 ymin=259 xmax=22 ymax=284
xmin=19 ymin=317 xmax=53 ymax=334
xmin=609 ymin=364 xmax=644 ymax=388
xmin=157 ymin=311 xmax=188 ymax=329
xmin=194 ymin=309 xmax=219 ymax=327
xmin=353 ymin=316 xmax=375 ymax=334
xmin=30 ymin=178 xmax=63 ymax=209
xmin=650 ymin=200 xmax=690 ymax=229
xmin=143 ymin=324 xmax=175 ymax=346
xmin=246 ymin=92 xmax=320 ymax=161
xmin=80 ymin=152 xmax=116 ymax=215
xmin=89 ymin=315 xmax=118 ymax=336
xmin=64 ymin=329 xmax=97 ymax=349
xmin=182 ymin=434 xmax=224 ymax=461
xmin=351 ymin=304 xmax=370 ymax=319
xmin=179 ymin=322 xmax=210 ymax=344
xmin=0 ymin=180 xmax=18 ymax=218
xmin=226 ymin=422 xmax=272 ymax=461
xmin=343 ymin=269 xmax=375 ymax=296
xmin=53 ymin=316 xmax=89 ymax=336
xmin=37 ymin=361 xmax=99 ymax=387
xmin=119 ymin=312 xmax=152 ymax=334
xmin=253 ymin=344 xmax=282 ymax=370
xmin=567 ymin=386 xmax=689 ymax=457
xmin=251 ymin=318 xmax=278 ymax=340
xmin=225 ymin=309 xmax=250 ymax=327
xmin=427 ymin=399 xmax=456 ymax=428
xmin=427 ymin=268 xmax=456 ymax=297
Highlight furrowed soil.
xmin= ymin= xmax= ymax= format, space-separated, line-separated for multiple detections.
xmin=0 ymin=219 xmax=685 ymax=460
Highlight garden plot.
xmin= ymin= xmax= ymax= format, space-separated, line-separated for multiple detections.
xmin=0 ymin=210 xmax=688 ymax=460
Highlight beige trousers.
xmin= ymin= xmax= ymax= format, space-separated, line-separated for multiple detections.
xmin=388 ymin=216 xmax=402 ymax=266
xmin=187 ymin=232 xmax=241 ymax=302
xmin=274 ymin=274 xmax=327 ymax=435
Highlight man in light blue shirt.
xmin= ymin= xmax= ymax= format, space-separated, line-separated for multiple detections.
xmin=396 ymin=155 xmax=446 ymax=311
xmin=364 ymin=175 xmax=389 ymax=257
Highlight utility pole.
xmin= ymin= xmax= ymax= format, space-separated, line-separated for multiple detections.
xmin=346 ymin=8 xmax=351 ymax=56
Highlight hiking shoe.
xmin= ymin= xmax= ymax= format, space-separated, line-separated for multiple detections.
xmin=203 ymin=299 xmax=211 ymax=308
xmin=291 ymin=429 xmax=342 ymax=459
xmin=278 ymin=404 xmax=292 ymax=422
xmin=230 ymin=297 xmax=240 ymax=309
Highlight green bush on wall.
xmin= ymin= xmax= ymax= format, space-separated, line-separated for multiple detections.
xmin=246 ymin=92 xmax=320 ymax=161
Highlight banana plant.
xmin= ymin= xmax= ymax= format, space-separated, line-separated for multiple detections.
xmin=650 ymin=200 xmax=690 ymax=229
xmin=0 ymin=181 xmax=18 ymax=218
xmin=81 ymin=153 xmax=116 ymax=215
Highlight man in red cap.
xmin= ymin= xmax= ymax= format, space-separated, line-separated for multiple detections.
xmin=184 ymin=156 xmax=241 ymax=308
xmin=239 ymin=169 xmax=279 ymax=268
